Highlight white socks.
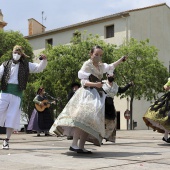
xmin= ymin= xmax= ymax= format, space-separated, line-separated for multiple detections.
xmin=71 ymin=128 xmax=80 ymax=148
xmin=71 ymin=128 xmax=88 ymax=150
xmin=164 ymin=131 xmax=169 ymax=140
xmin=79 ymin=131 xmax=88 ymax=150
xmin=6 ymin=128 xmax=14 ymax=139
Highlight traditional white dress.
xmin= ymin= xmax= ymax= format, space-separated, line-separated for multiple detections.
xmin=50 ymin=59 xmax=114 ymax=146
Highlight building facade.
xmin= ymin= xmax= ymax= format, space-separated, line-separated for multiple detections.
xmin=25 ymin=3 xmax=170 ymax=130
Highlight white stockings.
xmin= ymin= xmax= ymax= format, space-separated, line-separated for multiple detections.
xmin=71 ymin=127 xmax=88 ymax=150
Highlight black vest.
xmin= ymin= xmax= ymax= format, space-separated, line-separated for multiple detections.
xmin=1 ymin=59 xmax=29 ymax=91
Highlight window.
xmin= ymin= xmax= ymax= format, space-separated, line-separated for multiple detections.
xmin=106 ymin=25 xmax=114 ymax=38
xmin=46 ymin=38 xmax=53 ymax=47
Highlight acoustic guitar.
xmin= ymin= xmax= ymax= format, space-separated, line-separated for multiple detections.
xmin=35 ymin=100 xmax=56 ymax=112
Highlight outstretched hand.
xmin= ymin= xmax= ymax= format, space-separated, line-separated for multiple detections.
xmin=164 ymin=85 xmax=170 ymax=91
xmin=52 ymin=101 xmax=56 ymax=105
xmin=40 ymin=54 xmax=47 ymax=60
xmin=129 ymin=81 xmax=134 ymax=86
xmin=122 ymin=55 xmax=128 ymax=62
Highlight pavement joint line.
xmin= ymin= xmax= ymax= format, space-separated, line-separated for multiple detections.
xmin=90 ymin=159 xmax=170 ymax=170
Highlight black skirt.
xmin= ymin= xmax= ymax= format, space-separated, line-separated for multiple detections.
xmin=37 ymin=108 xmax=54 ymax=130
xmin=105 ymin=97 xmax=116 ymax=120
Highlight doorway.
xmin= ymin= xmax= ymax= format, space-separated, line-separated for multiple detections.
xmin=116 ymin=111 xmax=120 ymax=129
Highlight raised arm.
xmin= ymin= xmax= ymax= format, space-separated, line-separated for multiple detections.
xmin=112 ymin=56 xmax=127 ymax=68
xmin=0 ymin=64 xmax=4 ymax=81
xmin=118 ymin=82 xmax=133 ymax=94
xmin=29 ymin=54 xmax=47 ymax=73
xmin=163 ymin=78 xmax=170 ymax=91
xmin=164 ymin=85 xmax=170 ymax=91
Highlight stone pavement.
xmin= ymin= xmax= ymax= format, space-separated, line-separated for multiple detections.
xmin=0 ymin=130 xmax=170 ymax=170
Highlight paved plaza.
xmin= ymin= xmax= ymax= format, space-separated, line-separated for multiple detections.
xmin=0 ymin=130 xmax=170 ymax=170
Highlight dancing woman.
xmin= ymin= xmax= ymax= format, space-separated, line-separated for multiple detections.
xmin=103 ymin=71 xmax=133 ymax=142
xmin=143 ymin=78 xmax=170 ymax=143
xmin=50 ymin=45 xmax=127 ymax=153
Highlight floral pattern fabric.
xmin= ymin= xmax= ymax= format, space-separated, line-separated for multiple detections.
xmin=143 ymin=75 xmax=170 ymax=135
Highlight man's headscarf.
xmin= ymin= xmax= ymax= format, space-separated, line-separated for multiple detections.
xmin=13 ymin=45 xmax=29 ymax=58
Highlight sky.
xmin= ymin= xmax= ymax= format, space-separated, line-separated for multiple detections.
xmin=0 ymin=0 xmax=170 ymax=36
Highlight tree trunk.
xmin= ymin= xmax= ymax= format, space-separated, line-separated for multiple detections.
xmin=130 ymin=95 xmax=134 ymax=130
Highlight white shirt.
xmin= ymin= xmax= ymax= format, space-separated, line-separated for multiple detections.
xmin=102 ymin=80 xmax=119 ymax=98
xmin=78 ymin=59 xmax=115 ymax=86
xmin=0 ymin=60 xmax=47 ymax=84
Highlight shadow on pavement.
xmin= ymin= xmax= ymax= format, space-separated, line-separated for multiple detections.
xmin=63 ymin=151 xmax=161 ymax=158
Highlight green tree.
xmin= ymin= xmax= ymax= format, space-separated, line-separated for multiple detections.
xmin=113 ymin=38 xmax=169 ymax=129
xmin=0 ymin=30 xmax=33 ymax=61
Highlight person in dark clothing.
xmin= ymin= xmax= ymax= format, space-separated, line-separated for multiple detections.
xmin=102 ymin=71 xmax=133 ymax=142
xmin=67 ymin=82 xmax=81 ymax=101
xmin=28 ymin=87 xmax=55 ymax=136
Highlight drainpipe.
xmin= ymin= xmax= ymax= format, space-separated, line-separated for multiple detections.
xmin=121 ymin=15 xmax=129 ymax=44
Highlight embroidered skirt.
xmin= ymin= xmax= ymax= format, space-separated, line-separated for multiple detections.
xmin=49 ymin=87 xmax=106 ymax=146
xmin=143 ymin=91 xmax=170 ymax=133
